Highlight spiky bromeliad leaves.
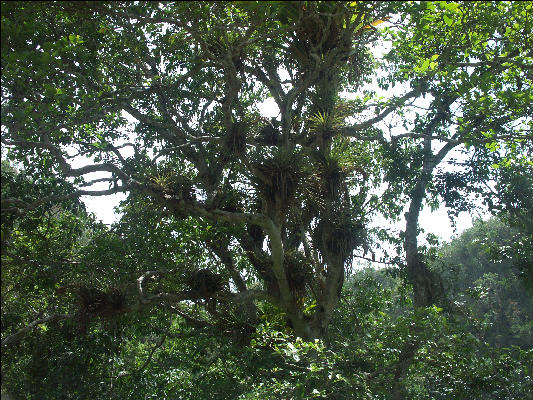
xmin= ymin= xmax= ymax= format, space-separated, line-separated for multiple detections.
xmin=1 ymin=1 xmax=531 ymax=350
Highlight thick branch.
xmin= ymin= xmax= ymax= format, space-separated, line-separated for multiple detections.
xmin=2 ymin=138 xmax=132 ymax=182
xmin=1 ymin=314 xmax=75 ymax=347
xmin=342 ymin=88 xmax=421 ymax=138
xmin=1 ymin=186 xmax=127 ymax=215
xmin=207 ymin=242 xmax=248 ymax=292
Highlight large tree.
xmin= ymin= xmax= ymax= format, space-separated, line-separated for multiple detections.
xmin=2 ymin=0 xmax=532 ymax=344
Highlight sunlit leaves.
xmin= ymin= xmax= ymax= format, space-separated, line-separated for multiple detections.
xmin=1 ymin=2 xmax=532 ymax=398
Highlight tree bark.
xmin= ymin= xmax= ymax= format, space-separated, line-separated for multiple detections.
xmin=404 ymin=177 xmax=444 ymax=308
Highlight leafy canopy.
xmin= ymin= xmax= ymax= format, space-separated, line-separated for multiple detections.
xmin=1 ymin=1 xmax=532 ymax=398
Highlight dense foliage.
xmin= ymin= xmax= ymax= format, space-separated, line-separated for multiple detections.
xmin=1 ymin=1 xmax=532 ymax=398
xmin=2 ymin=215 xmax=532 ymax=399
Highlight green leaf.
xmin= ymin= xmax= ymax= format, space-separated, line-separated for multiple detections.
xmin=304 ymin=301 xmax=317 ymax=314
xmin=420 ymin=58 xmax=431 ymax=72
xmin=445 ymin=2 xmax=460 ymax=12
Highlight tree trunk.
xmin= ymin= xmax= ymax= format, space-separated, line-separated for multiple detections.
xmin=404 ymin=172 xmax=444 ymax=307
xmin=393 ymin=141 xmax=448 ymax=397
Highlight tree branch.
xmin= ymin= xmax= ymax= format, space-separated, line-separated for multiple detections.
xmin=1 ymin=186 xmax=127 ymax=215
xmin=112 ymin=336 xmax=166 ymax=379
xmin=1 ymin=314 xmax=75 ymax=347
xmin=1 ymin=137 xmax=132 ymax=182
xmin=342 ymin=88 xmax=421 ymax=138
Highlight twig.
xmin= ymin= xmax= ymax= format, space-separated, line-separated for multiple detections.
xmin=112 ymin=336 xmax=166 ymax=379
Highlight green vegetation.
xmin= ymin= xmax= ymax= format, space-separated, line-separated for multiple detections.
xmin=1 ymin=1 xmax=532 ymax=398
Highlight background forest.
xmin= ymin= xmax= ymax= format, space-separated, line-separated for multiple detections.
xmin=1 ymin=1 xmax=532 ymax=399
